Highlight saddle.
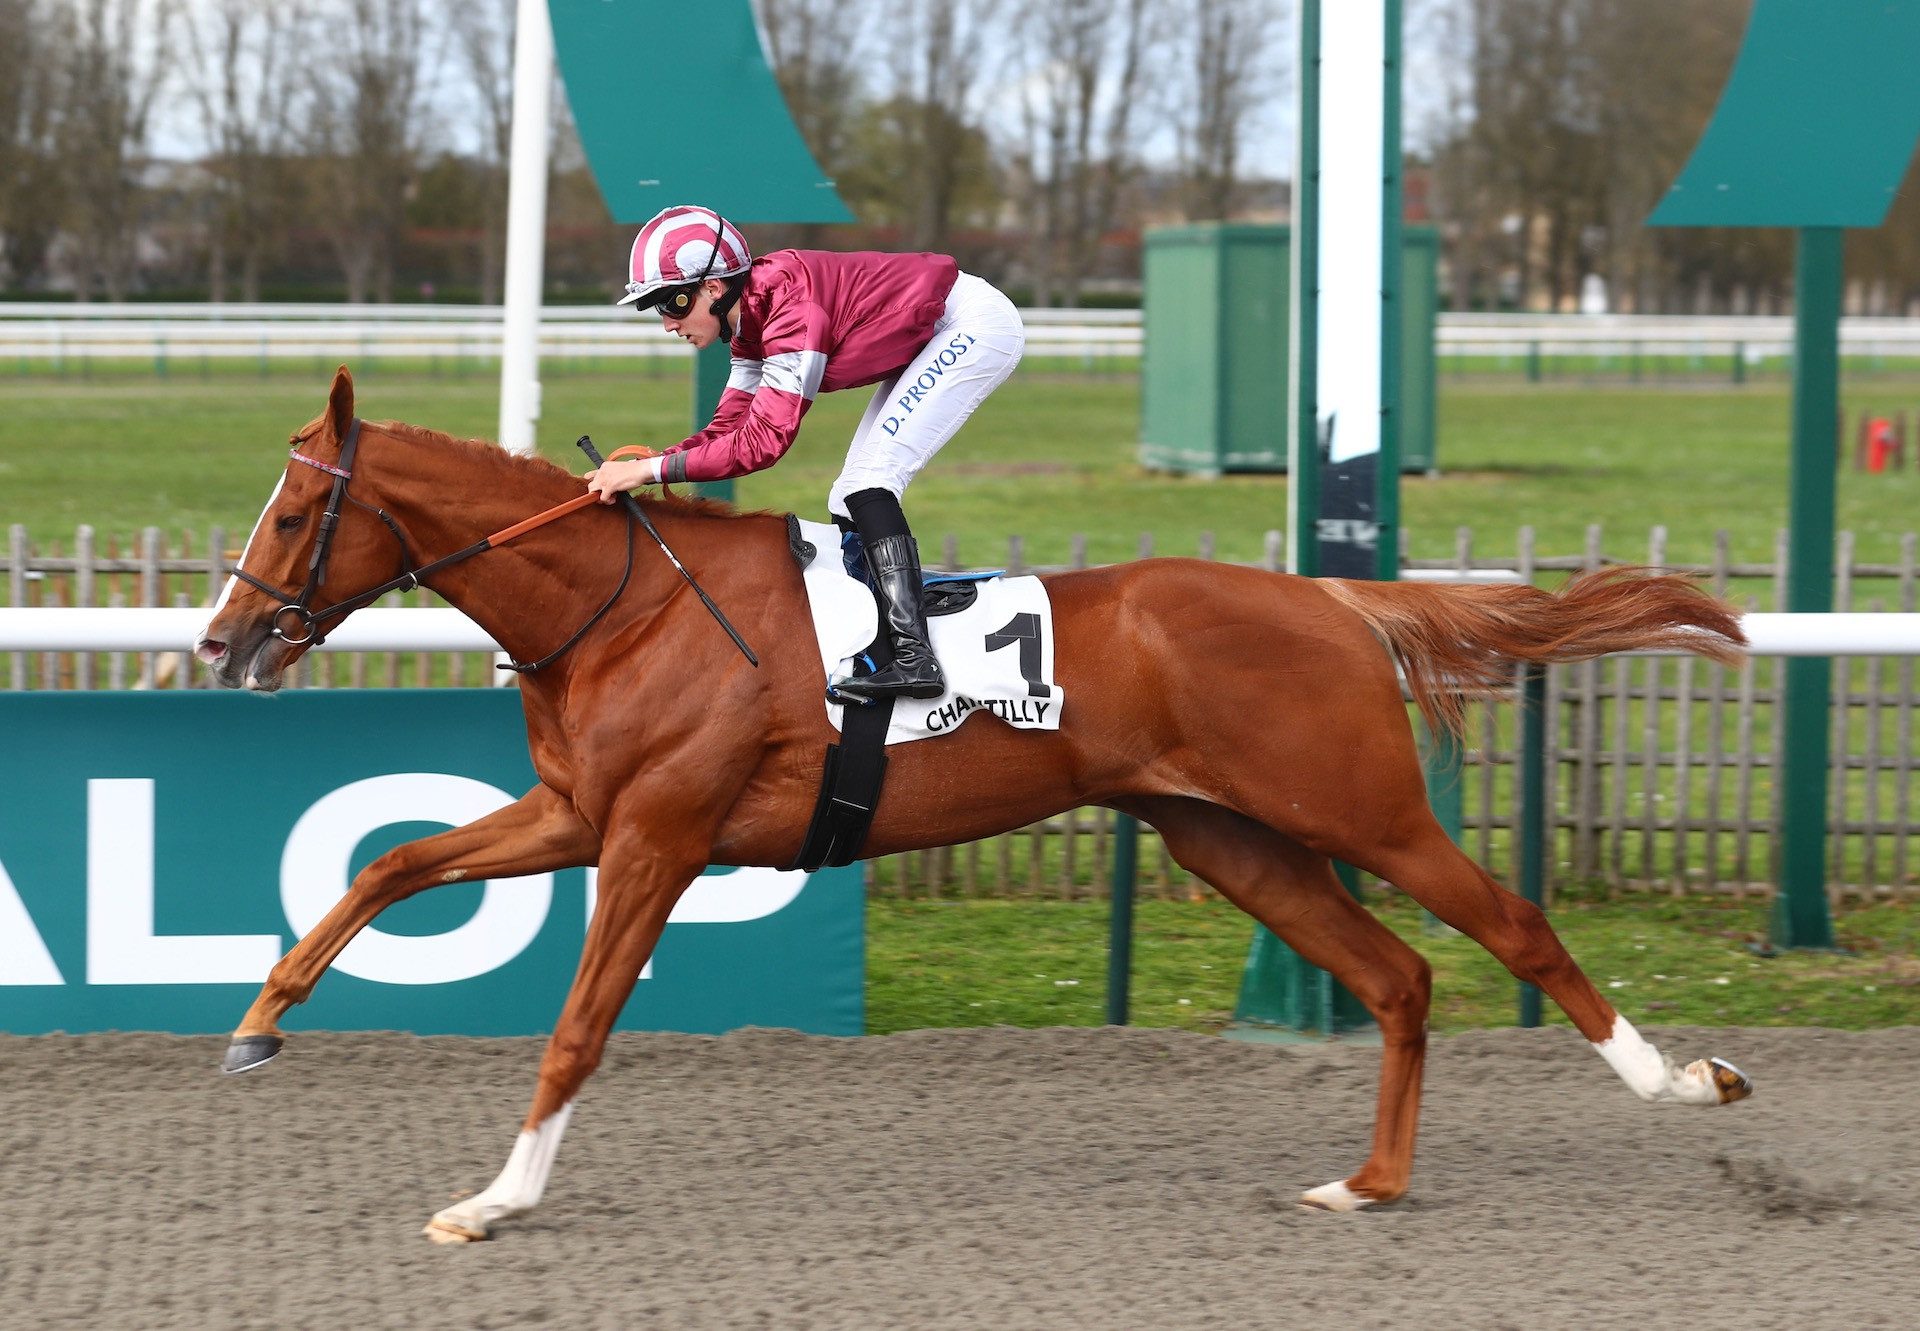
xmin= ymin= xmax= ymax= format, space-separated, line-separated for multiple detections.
xmin=786 ymin=514 xmax=995 ymax=623
xmin=783 ymin=514 xmax=1050 ymax=872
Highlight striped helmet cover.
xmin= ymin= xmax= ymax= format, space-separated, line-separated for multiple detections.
xmin=617 ymin=205 xmax=753 ymax=306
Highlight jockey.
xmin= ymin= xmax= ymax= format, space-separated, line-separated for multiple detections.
xmin=585 ymin=204 xmax=1026 ymax=702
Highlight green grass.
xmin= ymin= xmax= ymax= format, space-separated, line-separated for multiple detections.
xmin=4 ymin=369 xmax=1920 ymax=572
xmin=867 ymin=893 xmax=1920 ymax=1034
xmin=15 ymin=365 xmax=1908 ymax=885
xmin=4 ymin=367 xmax=1915 ymax=1030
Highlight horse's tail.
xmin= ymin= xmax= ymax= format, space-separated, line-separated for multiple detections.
xmin=1319 ymin=567 xmax=1748 ymax=743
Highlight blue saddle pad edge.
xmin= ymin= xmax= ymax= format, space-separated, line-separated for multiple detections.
xmin=837 ymin=529 xmax=1002 ymax=587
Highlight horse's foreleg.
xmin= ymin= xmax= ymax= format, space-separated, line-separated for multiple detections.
xmin=1364 ymin=826 xmax=1752 ymax=1108
xmin=1128 ymin=797 xmax=1432 ymax=1213
xmin=224 ymin=782 xmax=596 ymax=1072
xmin=424 ymin=833 xmax=702 ymax=1244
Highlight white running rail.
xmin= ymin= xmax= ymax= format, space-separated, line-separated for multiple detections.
xmin=0 ymin=303 xmax=1140 ymax=362
xmin=2 ymin=608 xmax=1917 ymax=657
xmin=13 ymin=305 xmax=1920 ymax=363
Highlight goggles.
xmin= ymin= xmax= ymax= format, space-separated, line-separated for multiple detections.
xmin=619 ymin=279 xmax=700 ymax=315
xmin=654 ymin=284 xmax=702 ymax=320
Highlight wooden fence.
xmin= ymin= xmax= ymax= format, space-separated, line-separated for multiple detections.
xmin=6 ymin=521 xmax=1918 ymax=902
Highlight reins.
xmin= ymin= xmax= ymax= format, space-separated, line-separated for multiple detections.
xmin=575 ymin=434 xmax=759 ymax=667
xmin=227 ymin=420 xmax=757 ymax=673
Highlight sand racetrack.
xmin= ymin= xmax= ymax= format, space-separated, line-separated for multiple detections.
xmin=1 ymin=1024 xmax=1914 ymax=1330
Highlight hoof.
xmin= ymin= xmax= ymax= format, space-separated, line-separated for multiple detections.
xmin=221 ymin=1033 xmax=284 ymax=1075
xmin=423 ymin=1217 xmax=487 ymax=1245
xmin=1706 ymin=1056 xmax=1754 ymax=1104
xmin=1298 ymin=1180 xmax=1377 ymax=1213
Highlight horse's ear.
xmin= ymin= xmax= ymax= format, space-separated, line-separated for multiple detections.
xmin=327 ymin=365 xmax=356 ymax=441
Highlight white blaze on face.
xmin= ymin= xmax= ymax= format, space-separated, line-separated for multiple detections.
xmin=204 ymin=472 xmax=287 ymax=628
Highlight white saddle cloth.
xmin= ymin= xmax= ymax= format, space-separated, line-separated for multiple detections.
xmin=792 ymin=517 xmax=1065 ymax=746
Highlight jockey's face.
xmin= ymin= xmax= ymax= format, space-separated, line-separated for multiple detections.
xmin=660 ymin=279 xmax=730 ymax=349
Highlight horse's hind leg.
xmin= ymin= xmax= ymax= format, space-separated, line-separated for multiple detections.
xmin=424 ymin=831 xmax=703 ymax=1244
xmin=1126 ymin=796 xmax=1431 ymax=1212
xmin=223 ymin=782 xmax=596 ymax=1072
xmin=1358 ymin=822 xmax=1751 ymax=1107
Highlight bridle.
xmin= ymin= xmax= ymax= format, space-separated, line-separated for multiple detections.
xmin=226 ymin=418 xmax=640 ymax=674
xmin=231 ymin=420 xmax=394 ymax=648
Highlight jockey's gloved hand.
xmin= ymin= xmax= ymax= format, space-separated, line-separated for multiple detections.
xmin=584 ymin=448 xmax=663 ymax=503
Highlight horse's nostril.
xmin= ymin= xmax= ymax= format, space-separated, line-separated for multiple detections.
xmin=194 ymin=639 xmax=229 ymax=664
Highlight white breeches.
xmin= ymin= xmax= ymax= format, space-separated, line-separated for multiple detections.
xmin=827 ymin=273 xmax=1026 ymax=519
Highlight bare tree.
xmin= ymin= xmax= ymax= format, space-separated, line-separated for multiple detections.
xmin=305 ymin=0 xmax=435 ymax=303
xmin=888 ymin=0 xmax=999 ymax=250
xmin=450 ymin=0 xmax=511 ymax=303
xmin=180 ymin=0 xmax=308 ymax=302
xmin=1177 ymin=0 xmax=1282 ymax=221
xmin=55 ymin=0 xmax=173 ymax=300
xmin=1424 ymin=0 xmax=1763 ymax=312
xmin=1851 ymin=144 xmax=1920 ymax=316
xmin=1420 ymin=0 xmax=1493 ymax=308
xmin=0 ymin=0 xmax=67 ymax=290
xmin=1009 ymin=0 xmax=1168 ymax=304
xmin=753 ymin=0 xmax=869 ymax=183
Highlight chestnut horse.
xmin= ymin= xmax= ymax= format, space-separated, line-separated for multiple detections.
xmin=197 ymin=369 xmax=1753 ymax=1243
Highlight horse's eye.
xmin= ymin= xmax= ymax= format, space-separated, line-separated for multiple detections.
xmin=277 ymin=514 xmax=306 ymax=532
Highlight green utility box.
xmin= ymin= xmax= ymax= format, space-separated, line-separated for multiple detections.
xmin=1139 ymin=223 xmax=1438 ymax=475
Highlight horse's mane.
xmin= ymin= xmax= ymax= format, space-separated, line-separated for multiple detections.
xmin=374 ymin=419 xmax=738 ymax=520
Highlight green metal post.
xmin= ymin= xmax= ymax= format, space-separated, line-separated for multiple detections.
xmin=1233 ymin=0 xmax=1372 ymax=1039
xmin=1249 ymin=0 xmax=1334 ymax=1029
xmin=1106 ymin=813 xmax=1139 ymax=1026
xmin=1773 ymin=225 xmax=1842 ymax=950
xmin=1235 ymin=922 xmax=1373 ymax=1037
xmin=1285 ymin=0 xmax=1322 ymax=580
xmin=1517 ymin=665 xmax=1547 ymax=1026
xmin=1421 ymin=719 xmax=1463 ymax=936
xmin=1423 ymin=722 xmax=1463 ymax=842
xmin=691 ymin=341 xmax=734 ymax=502
xmin=1375 ymin=0 xmax=1404 ymax=581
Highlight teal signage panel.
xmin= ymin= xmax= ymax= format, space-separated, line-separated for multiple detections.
xmin=0 ymin=691 xmax=862 ymax=1036
xmin=549 ymin=0 xmax=852 ymax=224
xmin=1649 ymin=0 xmax=1920 ymax=228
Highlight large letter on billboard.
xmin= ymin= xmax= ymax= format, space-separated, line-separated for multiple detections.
xmin=86 ymin=779 xmax=282 ymax=985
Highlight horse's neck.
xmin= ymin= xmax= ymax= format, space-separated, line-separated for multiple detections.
xmin=369 ymin=430 xmax=679 ymax=666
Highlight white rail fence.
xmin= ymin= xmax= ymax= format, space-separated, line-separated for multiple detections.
xmin=0 ymin=304 xmax=1139 ymax=363
xmin=1437 ymin=312 xmax=1920 ymax=361
xmin=2 ymin=607 xmax=1913 ymax=657
xmin=3 ymin=605 xmax=1919 ymax=902
xmin=13 ymin=306 xmax=1920 ymax=365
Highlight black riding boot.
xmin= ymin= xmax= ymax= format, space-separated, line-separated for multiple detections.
xmin=834 ymin=534 xmax=946 ymax=701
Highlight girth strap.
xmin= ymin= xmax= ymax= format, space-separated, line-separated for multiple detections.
xmin=787 ymin=515 xmax=895 ymax=871
xmin=789 ymin=693 xmax=895 ymax=871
